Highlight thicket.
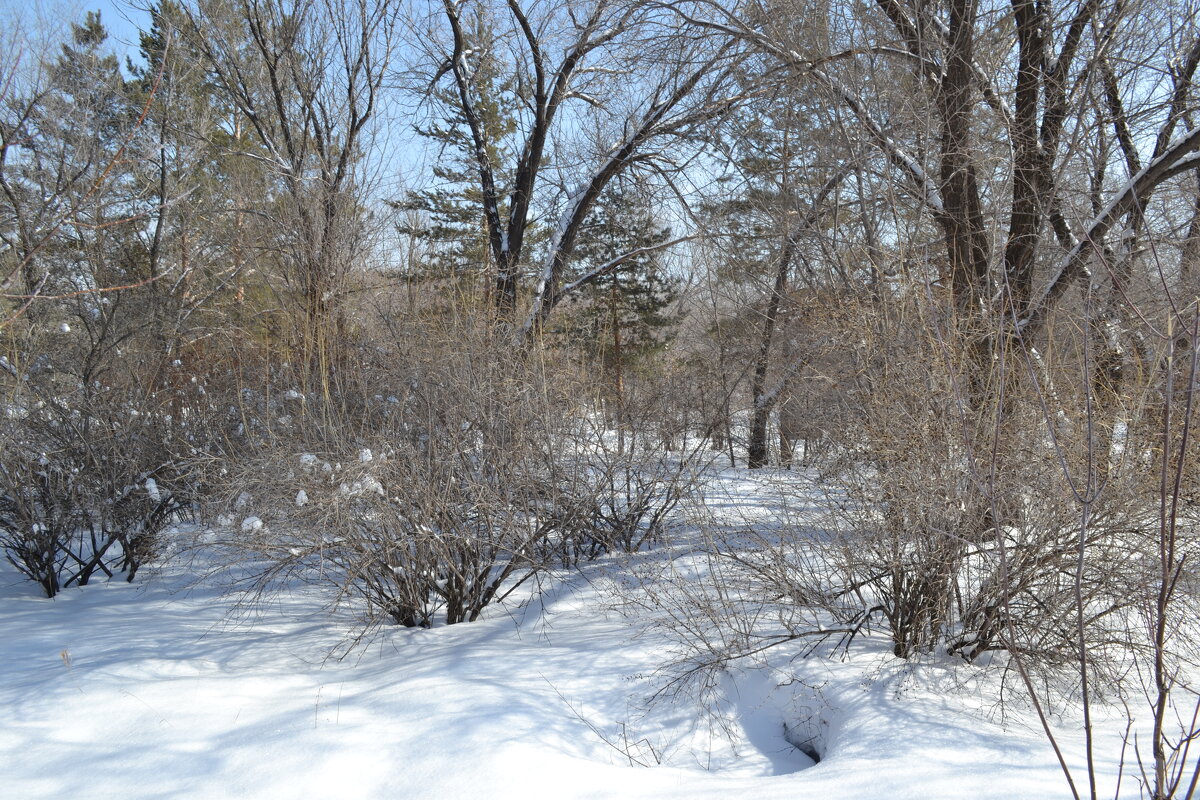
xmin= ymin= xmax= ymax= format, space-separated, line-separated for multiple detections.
xmin=5 ymin=0 xmax=1200 ymax=795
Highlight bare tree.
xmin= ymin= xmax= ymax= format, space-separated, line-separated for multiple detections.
xmin=412 ymin=0 xmax=752 ymax=337
xmin=650 ymin=1 xmax=1200 ymax=796
xmin=182 ymin=0 xmax=398 ymax=396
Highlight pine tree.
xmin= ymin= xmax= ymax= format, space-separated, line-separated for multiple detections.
xmin=0 ymin=10 xmax=148 ymax=387
xmin=396 ymin=8 xmax=525 ymax=299
xmin=22 ymin=12 xmax=136 ymax=299
xmin=556 ymin=183 xmax=679 ymax=393
xmin=700 ymin=89 xmax=846 ymax=467
xmin=128 ymin=0 xmax=280 ymax=343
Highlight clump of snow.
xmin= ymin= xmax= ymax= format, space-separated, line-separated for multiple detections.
xmin=338 ymin=476 xmax=385 ymax=498
xmin=359 ymin=448 xmax=373 ymax=463
xmin=234 ymin=492 xmax=251 ymax=510
xmin=145 ymin=478 xmax=161 ymax=503
xmin=284 ymin=389 xmax=304 ymax=401
xmin=240 ymin=516 xmax=264 ymax=532
xmin=59 ymin=322 xmax=71 ymax=333
xmin=295 ymin=490 xmax=309 ymax=507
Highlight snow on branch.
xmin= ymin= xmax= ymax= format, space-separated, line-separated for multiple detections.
xmin=551 ymin=236 xmax=694 ymax=303
xmin=820 ymin=73 xmax=942 ymax=215
xmin=516 ymin=40 xmax=744 ymax=341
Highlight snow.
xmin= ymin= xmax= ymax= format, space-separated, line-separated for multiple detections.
xmin=0 ymin=469 xmax=1137 ymax=799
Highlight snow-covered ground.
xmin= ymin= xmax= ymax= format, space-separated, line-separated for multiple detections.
xmin=1 ymin=468 xmax=1132 ymax=799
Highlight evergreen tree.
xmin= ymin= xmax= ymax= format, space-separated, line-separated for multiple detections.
xmin=17 ymin=11 xmax=136 ymax=300
xmin=0 ymin=10 xmax=152 ymax=393
xmin=127 ymin=0 xmax=281 ymax=345
xmin=556 ymin=183 xmax=679 ymax=388
xmin=698 ymin=88 xmax=848 ymax=467
xmin=396 ymin=8 xmax=525 ymax=295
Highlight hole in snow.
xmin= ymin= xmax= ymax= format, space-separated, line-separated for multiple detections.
xmin=703 ymin=671 xmax=827 ymax=775
xmin=784 ymin=720 xmax=823 ymax=764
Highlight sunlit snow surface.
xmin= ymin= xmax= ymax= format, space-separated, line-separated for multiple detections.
xmin=0 ymin=467 xmax=1130 ymax=798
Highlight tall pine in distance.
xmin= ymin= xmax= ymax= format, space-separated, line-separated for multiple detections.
xmin=698 ymin=85 xmax=847 ymax=467
xmin=128 ymin=0 xmax=282 ymax=351
xmin=554 ymin=181 xmax=679 ymax=401
xmin=31 ymin=11 xmax=134 ymax=300
xmin=396 ymin=6 xmax=525 ymax=306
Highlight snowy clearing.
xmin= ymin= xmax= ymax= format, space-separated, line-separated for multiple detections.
xmin=0 ymin=469 xmax=1130 ymax=799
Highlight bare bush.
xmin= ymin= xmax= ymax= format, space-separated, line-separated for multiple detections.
xmin=541 ymin=394 xmax=701 ymax=567
xmin=209 ymin=309 xmax=700 ymax=630
xmin=0 ymin=374 xmax=192 ymax=596
xmin=639 ymin=290 xmax=1173 ymax=699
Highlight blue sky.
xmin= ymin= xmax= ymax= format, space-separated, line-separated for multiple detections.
xmin=89 ymin=0 xmax=151 ymax=66
xmin=0 ymin=0 xmax=150 ymax=68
